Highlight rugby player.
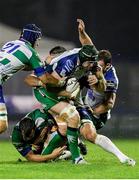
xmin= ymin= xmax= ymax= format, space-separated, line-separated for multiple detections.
xmin=76 ymin=19 xmax=136 ymax=166
xmin=12 ymin=108 xmax=66 ymax=162
xmin=0 ymin=24 xmax=58 ymax=134
xmin=24 ymin=44 xmax=98 ymax=164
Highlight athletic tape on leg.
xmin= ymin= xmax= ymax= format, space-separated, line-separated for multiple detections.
xmin=60 ymin=105 xmax=78 ymax=120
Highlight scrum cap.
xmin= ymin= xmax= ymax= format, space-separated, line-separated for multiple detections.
xmin=21 ymin=24 xmax=42 ymax=46
xmin=79 ymin=45 xmax=98 ymax=64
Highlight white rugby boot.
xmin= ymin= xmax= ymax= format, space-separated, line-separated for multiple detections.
xmin=122 ymin=158 xmax=136 ymax=166
xmin=58 ymin=150 xmax=72 ymax=160
xmin=74 ymin=156 xmax=88 ymax=164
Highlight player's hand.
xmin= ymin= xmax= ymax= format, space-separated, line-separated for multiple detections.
xmin=32 ymin=144 xmax=40 ymax=150
xmin=51 ymin=146 xmax=67 ymax=158
xmin=95 ymin=65 xmax=105 ymax=81
xmin=88 ymin=74 xmax=98 ymax=86
xmin=45 ymin=73 xmax=59 ymax=86
xmin=77 ymin=18 xmax=85 ymax=33
xmin=96 ymin=64 xmax=102 ymax=72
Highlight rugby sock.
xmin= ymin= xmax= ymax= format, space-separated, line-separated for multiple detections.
xmin=67 ymin=127 xmax=80 ymax=160
xmin=95 ymin=134 xmax=128 ymax=162
xmin=41 ymin=131 xmax=64 ymax=155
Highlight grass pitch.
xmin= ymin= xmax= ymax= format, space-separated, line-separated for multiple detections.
xmin=0 ymin=139 xmax=138 ymax=179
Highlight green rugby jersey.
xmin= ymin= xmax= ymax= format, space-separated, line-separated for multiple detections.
xmin=0 ymin=39 xmax=44 ymax=83
xmin=12 ymin=108 xmax=55 ymax=156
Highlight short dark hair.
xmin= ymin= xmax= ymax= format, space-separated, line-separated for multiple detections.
xmin=97 ymin=50 xmax=112 ymax=64
xmin=19 ymin=117 xmax=35 ymax=139
xmin=49 ymin=46 xmax=67 ymax=55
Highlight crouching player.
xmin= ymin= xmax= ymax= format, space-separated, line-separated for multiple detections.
xmin=12 ymin=108 xmax=66 ymax=162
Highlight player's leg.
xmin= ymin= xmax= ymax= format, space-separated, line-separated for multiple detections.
xmin=79 ymin=107 xmax=135 ymax=166
xmin=42 ymin=131 xmax=66 ymax=155
xmin=42 ymin=130 xmax=72 ymax=160
xmin=94 ymin=134 xmax=136 ymax=166
xmin=80 ymin=122 xmax=135 ymax=166
xmin=50 ymin=102 xmax=86 ymax=164
xmin=0 ymin=85 xmax=8 ymax=134
xmin=34 ymin=89 xmax=86 ymax=163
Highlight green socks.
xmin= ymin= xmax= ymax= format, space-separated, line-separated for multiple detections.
xmin=67 ymin=127 xmax=80 ymax=160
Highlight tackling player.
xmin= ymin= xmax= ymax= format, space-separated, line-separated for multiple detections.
xmin=0 ymin=24 xmax=58 ymax=134
xmin=24 ymin=44 xmax=98 ymax=164
xmin=76 ymin=19 xmax=136 ymax=166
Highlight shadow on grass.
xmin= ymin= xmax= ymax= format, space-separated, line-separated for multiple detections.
xmin=0 ymin=158 xmax=49 ymax=165
xmin=0 ymin=159 xmax=30 ymax=165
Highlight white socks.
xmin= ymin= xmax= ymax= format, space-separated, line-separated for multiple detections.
xmin=95 ymin=134 xmax=128 ymax=163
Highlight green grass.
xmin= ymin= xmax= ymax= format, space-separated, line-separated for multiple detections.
xmin=0 ymin=139 xmax=138 ymax=179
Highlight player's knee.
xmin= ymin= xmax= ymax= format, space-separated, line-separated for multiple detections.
xmin=0 ymin=120 xmax=8 ymax=134
xmin=81 ymin=123 xmax=97 ymax=143
xmin=94 ymin=134 xmax=105 ymax=144
xmin=59 ymin=105 xmax=80 ymax=126
xmin=0 ymin=104 xmax=8 ymax=134
xmin=86 ymin=131 xmax=97 ymax=143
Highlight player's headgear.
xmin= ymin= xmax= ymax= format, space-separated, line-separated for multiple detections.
xmin=21 ymin=24 xmax=42 ymax=47
xmin=79 ymin=45 xmax=98 ymax=64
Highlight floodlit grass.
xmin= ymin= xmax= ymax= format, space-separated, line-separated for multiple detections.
xmin=0 ymin=139 xmax=138 ymax=179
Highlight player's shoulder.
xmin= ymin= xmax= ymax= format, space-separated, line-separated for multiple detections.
xmin=67 ymin=48 xmax=81 ymax=54
xmin=17 ymin=39 xmax=39 ymax=56
xmin=15 ymin=40 xmax=35 ymax=59
xmin=62 ymin=48 xmax=80 ymax=58
xmin=50 ymin=48 xmax=80 ymax=65
xmin=2 ymin=40 xmax=15 ymax=47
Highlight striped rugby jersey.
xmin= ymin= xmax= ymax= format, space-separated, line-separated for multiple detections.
xmin=0 ymin=39 xmax=44 ymax=83
xmin=46 ymin=48 xmax=81 ymax=77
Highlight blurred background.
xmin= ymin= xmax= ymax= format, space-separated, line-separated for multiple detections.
xmin=0 ymin=0 xmax=139 ymax=139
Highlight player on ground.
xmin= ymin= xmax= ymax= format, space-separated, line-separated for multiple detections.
xmin=12 ymin=108 xmax=66 ymax=162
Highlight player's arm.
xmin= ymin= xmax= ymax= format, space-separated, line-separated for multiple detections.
xmin=29 ymin=51 xmax=60 ymax=86
xmin=24 ymin=74 xmax=46 ymax=87
xmin=77 ymin=19 xmax=93 ymax=45
xmin=24 ymin=72 xmax=66 ymax=88
xmin=95 ymin=69 xmax=107 ymax=93
xmin=38 ymin=73 xmax=61 ymax=86
xmin=24 ymin=73 xmax=72 ymax=99
xmin=93 ymin=92 xmax=116 ymax=115
xmin=22 ymin=65 xmax=33 ymax=71
xmin=25 ymin=146 xmax=66 ymax=162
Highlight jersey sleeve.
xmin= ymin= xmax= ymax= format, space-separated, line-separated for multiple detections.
xmin=14 ymin=143 xmax=32 ymax=157
xmin=29 ymin=49 xmax=46 ymax=77
xmin=54 ymin=54 xmax=78 ymax=77
xmin=30 ymin=109 xmax=48 ymax=131
xmin=12 ymin=127 xmax=32 ymax=157
xmin=105 ymin=67 xmax=119 ymax=93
